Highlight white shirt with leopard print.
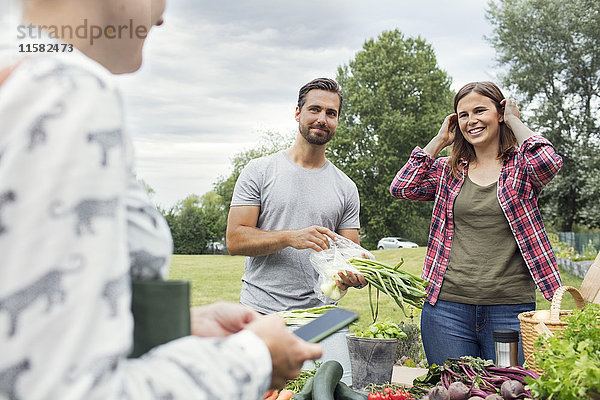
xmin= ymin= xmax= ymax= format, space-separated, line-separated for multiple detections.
xmin=0 ymin=46 xmax=271 ymax=400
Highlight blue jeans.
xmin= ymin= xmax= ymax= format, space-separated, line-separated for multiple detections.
xmin=420 ymin=300 xmax=535 ymax=366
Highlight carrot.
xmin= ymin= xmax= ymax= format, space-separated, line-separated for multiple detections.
xmin=276 ymin=389 xmax=295 ymax=400
xmin=263 ymin=389 xmax=278 ymax=400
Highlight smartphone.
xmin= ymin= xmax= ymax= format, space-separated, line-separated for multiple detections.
xmin=293 ymin=308 xmax=358 ymax=343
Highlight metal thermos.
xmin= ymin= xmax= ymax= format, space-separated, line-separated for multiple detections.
xmin=493 ymin=329 xmax=519 ymax=367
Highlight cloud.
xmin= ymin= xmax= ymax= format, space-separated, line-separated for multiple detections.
xmin=0 ymin=0 xmax=500 ymax=208
xmin=117 ymin=0 xmax=499 ymax=208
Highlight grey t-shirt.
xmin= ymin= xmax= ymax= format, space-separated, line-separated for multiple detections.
xmin=231 ymin=150 xmax=360 ymax=314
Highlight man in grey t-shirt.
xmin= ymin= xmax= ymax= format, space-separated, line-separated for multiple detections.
xmin=226 ymin=78 xmax=367 ymax=384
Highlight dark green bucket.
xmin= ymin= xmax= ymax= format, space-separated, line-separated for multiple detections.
xmin=346 ymin=334 xmax=399 ymax=390
xmin=129 ymin=280 xmax=191 ymax=358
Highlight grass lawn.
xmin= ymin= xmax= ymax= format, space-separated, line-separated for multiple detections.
xmin=168 ymin=248 xmax=584 ymax=333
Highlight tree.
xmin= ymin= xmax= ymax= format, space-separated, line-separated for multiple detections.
xmin=137 ymin=178 xmax=155 ymax=199
xmin=211 ymin=131 xmax=293 ymax=249
xmin=214 ymin=131 xmax=293 ymax=210
xmin=163 ymin=192 xmax=230 ymax=254
xmin=330 ymin=29 xmax=454 ymax=248
xmin=168 ymin=194 xmax=207 ymax=254
xmin=200 ymin=191 xmax=227 ymax=244
xmin=165 ymin=131 xmax=291 ymax=254
xmin=487 ymin=0 xmax=600 ymax=230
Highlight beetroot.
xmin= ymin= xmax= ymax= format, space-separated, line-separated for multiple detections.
xmin=500 ymin=380 xmax=525 ymax=399
xmin=484 ymin=395 xmax=503 ymax=400
xmin=447 ymin=382 xmax=471 ymax=400
xmin=428 ymin=385 xmax=450 ymax=400
xmin=467 ymin=397 xmax=485 ymax=400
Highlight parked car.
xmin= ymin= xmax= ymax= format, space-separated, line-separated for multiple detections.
xmin=206 ymin=241 xmax=227 ymax=254
xmin=377 ymin=237 xmax=418 ymax=250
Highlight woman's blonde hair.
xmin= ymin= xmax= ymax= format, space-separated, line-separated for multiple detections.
xmin=449 ymin=81 xmax=516 ymax=178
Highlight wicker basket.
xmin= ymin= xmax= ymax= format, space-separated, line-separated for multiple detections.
xmin=518 ymin=285 xmax=585 ymax=374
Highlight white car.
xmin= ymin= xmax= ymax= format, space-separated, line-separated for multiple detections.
xmin=206 ymin=241 xmax=226 ymax=254
xmin=377 ymin=237 xmax=418 ymax=250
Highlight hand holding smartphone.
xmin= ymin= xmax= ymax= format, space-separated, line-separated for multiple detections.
xmin=293 ymin=308 xmax=358 ymax=343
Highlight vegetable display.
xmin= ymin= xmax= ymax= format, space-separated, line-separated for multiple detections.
xmin=526 ymin=303 xmax=600 ymax=400
xmin=426 ymin=385 xmax=448 ymax=400
xmin=285 ymin=368 xmax=318 ymax=393
xmin=407 ymin=357 xmax=539 ymax=399
xmin=264 ymin=389 xmax=296 ymax=400
xmin=355 ymin=318 xmax=407 ymax=340
xmin=367 ymin=386 xmax=412 ymax=400
xmin=291 ymin=360 xmax=367 ymax=400
xmin=279 ymin=305 xmax=337 ymax=326
xmin=447 ymin=382 xmax=470 ymax=399
xmin=499 ymin=381 xmax=525 ymax=399
xmin=335 ymin=382 xmax=371 ymax=400
xmin=347 ymin=258 xmax=428 ymax=321
xmin=312 ymin=360 xmax=344 ymax=400
xmin=290 ymin=377 xmax=314 ymax=400
xmin=320 ymin=276 xmax=348 ymax=301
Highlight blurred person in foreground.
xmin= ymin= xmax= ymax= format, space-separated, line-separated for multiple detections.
xmin=0 ymin=0 xmax=321 ymax=398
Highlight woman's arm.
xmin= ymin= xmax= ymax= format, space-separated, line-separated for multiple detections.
xmin=423 ymin=114 xmax=457 ymax=157
xmin=502 ymin=98 xmax=563 ymax=190
xmin=390 ymin=114 xmax=456 ymax=201
xmin=501 ymin=98 xmax=536 ymax=145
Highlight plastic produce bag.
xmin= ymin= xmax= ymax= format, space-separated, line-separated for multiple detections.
xmin=310 ymin=233 xmax=375 ymax=302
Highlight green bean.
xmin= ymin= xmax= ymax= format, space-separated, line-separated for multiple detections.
xmin=348 ymin=257 xmax=428 ymax=322
xmin=278 ymin=305 xmax=336 ymax=325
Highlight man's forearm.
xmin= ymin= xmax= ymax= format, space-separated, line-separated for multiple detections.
xmin=226 ymin=226 xmax=291 ymax=257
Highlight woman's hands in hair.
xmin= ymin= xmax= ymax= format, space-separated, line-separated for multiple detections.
xmin=500 ymin=98 xmax=521 ymax=125
xmin=500 ymin=98 xmax=536 ymax=145
xmin=438 ymin=113 xmax=458 ymax=145
xmin=423 ymin=113 xmax=457 ymax=157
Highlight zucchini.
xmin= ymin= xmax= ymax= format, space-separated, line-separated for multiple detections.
xmin=333 ymin=382 xmax=367 ymax=400
xmin=291 ymin=376 xmax=314 ymax=400
xmin=311 ymin=360 xmax=343 ymax=400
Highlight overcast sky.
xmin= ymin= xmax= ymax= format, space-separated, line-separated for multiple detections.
xmin=2 ymin=0 xmax=501 ymax=209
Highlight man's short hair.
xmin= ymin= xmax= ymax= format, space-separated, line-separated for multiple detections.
xmin=297 ymin=78 xmax=343 ymax=114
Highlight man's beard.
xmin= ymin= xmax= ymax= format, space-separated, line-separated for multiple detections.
xmin=299 ymin=123 xmax=335 ymax=145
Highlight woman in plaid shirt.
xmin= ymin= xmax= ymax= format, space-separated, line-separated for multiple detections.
xmin=390 ymin=81 xmax=562 ymax=366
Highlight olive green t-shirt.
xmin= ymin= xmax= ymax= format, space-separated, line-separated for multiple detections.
xmin=439 ymin=175 xmax=536 ymax=304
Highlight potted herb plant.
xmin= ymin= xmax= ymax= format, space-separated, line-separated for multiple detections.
xmin=347 ymin=319 xmax=407 ymax=390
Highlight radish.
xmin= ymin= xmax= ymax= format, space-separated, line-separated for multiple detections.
xmin=428 ymin=385 xmax=450 ymax=400
xmin=448 ymin=382 xmax=470 ymax=400
xmin=500 ymin=380 xmax=525 ymax=399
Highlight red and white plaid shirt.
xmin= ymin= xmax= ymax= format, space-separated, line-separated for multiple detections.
xmin=390 ymin=135 xmax=563 ymax=305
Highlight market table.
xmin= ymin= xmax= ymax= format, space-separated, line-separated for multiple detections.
xmin=391 ymin=365 xmax=428 ymax=386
